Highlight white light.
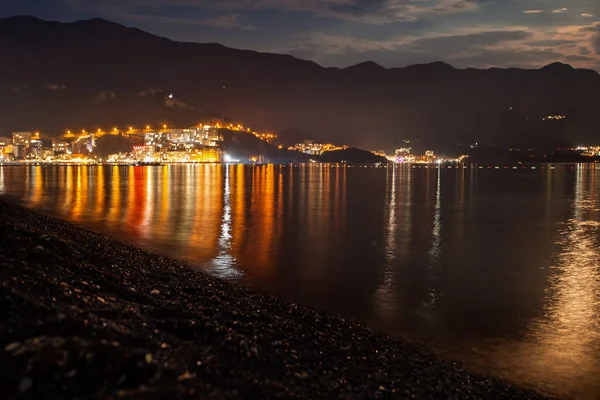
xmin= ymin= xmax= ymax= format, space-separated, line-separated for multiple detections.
xmin=224 ymin=154 xmax=233 ymax=163
xmin=168 ymin=93 xmax=174 ymax=99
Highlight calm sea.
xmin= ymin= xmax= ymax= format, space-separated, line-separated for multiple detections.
xmin=1 ymin=164 xmax=599 ymax=399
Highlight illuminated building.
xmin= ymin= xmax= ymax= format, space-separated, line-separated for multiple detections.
xmin=145 ymin=126 xmax=223 ymax=151
xmin=52 ymin=140 xmax=72 ymax=155
xmin=13 ymin=145 xmax=26 ymax=159
xmin=289 ymin=141 xmax=347 ymax=155
xmin=72 ymin=135 xmax=95 ymax=154
xmin=29 ymin=139 xmax=43 ymax=159
xmin=425 ymin=150 xmax=434 ymax=163
xmin=373 ymin=150 xmax=387 ymax=157
xmin=0 ymin=137 xmax=12 ymax=160
xmin=12 ymin=132 xmax=32 ymax=146
xmin=160 ymin=147 xmax=221 ymax=163
xmin=132 ymin=145 xmax=156 ymax=162
xmin=395 ymin=147 xmax=413 ymax=163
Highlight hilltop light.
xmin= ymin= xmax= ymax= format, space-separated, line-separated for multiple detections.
xmin=146 ymin=125 xmax=150 ymax=129
xmin=163 ymin=124 xmax=167 ymax=129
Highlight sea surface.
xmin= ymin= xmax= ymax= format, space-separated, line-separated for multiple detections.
xmin=1 ymin=163 xmax=599 ymax=399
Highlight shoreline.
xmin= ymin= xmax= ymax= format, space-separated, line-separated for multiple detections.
xmin=0 ymin=200 xmax=548 ymax=399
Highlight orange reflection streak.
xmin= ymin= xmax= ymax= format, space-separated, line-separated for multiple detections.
xmin=158 ymin=165 xmax=170 ymax=233
xmin=125 ymin=167 xmax=146 ymax=237
xmin=231 ymin=164 xmax=247 ymax=255
xmin=188 ymin=165 xmax=221 ymax=260
xmin=29 ymin=166 xmax=43 ymax=206
xmin=141 ymin=166 xmax=154 ymax=238
xmin=243 ymin=165 xmax=277 ymax=278
xmin=108 ymin=166 xmax=121 ymax=225
xmin=71 ymin=166 xmax=87 ymax=222
xmin=94 ymin=166 xmax=105 ymax=219
xmin=64 ymin=166 xmax=74 ymax=212
xmin=125 ymin=166 xmax=136 ymax=232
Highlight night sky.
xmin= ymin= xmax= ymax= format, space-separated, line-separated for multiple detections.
xmin=1 ymin=0 xmax=599 ymax=71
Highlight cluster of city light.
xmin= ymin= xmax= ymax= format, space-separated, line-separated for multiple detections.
xmin=543 ymin=115 xmax=567 ymax=121
xmin=382 ymin=148 xmax=468 ymax=164
xmin=214 ymin=122 xmax=278 ymax=144
xmin=289 ymin=141 xmax=348 ymax=155
xmin=63 ymin=120 xmax=278 ymax=145
xmin=108 ymin=126 xmax=224 ymax=164
xmin=391 ymin=148 xmax=437 ymax=163
xmin=575 ymin=146 xmax=600 ymax=157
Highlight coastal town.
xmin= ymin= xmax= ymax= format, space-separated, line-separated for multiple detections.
xmin=2 ymin=120 xmax=600 ymax=167
xmin=0 ymin=120 xmax=451 ymax=165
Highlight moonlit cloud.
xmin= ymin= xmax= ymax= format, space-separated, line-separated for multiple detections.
xmin=523 ymin=10 xmax=544 ymax=14
xmin=552 ymin=8 xmax=568 ymax=14
xmin=582 ymin=13 xmax=594 ymax=18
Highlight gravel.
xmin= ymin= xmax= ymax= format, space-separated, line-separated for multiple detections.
xmin=0 ymin=200 xmax=550 ymax=399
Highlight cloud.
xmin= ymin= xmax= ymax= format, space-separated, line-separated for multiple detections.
xmin=552 ymin=8 xmax=568 ymax=14
xmin=291 ymin=29 xmax=533 ymax=61
xmin=66 ymin=0 xmax=486 ymax=25
xmin=582 ymin=13 xmax=594 ymax=18
xmin=92 ymin=91 xmax=116 ymax=105
xmin=138 ymin=87 xmax=163 ymax=96
xmin=108 ymin=11 xmax=256 ymax=30
xmin=199 ymin=13 xmax=256 ymax=30
xmin=288 ymin=21 xmax=600 ymax=71
xmin=46 ymin=83 xmax=67 ymax=90
xmin=523 ymin=10 xmax=544 ymax=14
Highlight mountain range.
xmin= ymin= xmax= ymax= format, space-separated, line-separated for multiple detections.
xmin=1 ymin=15 xmax=599 ymax=151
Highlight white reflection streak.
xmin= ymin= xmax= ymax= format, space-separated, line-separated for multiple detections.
xmin=375 ymin=166 xmax=398 ymax=316
xmin=210 ymin=166 xmax=241 ymax=278
xmin=429 ymin=167 xmax=442 ymax=305
xmin=430 ymin=167 xmax=442 ymax=259
xmin=0 ymin=166 xmax=4 ymax=192
xmin=508 ymin=165 xmax=600 ymax=398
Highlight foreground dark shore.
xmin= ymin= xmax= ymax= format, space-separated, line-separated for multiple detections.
xmin=0 ymin=200 xmax=549 ymax=399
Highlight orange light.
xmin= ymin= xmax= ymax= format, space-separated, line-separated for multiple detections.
xmin=163 ymin=124 xmax=167 ymax=129
xmin=113 ymin=127 xmax=117 ymax=132
xmin=146 ymin=125 xmax=150 ymax=129
xmin=129 ymin=126 xmax=133 ymax=131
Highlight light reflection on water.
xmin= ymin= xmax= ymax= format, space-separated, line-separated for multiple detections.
xmin=2 ymin=163 xmax=600 ymax=399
